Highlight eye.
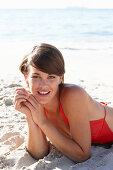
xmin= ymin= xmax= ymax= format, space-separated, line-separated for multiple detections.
xmin=48 ymin=75 xmax=55 ymax=79
xmin=31 ymin=75 xmax=41 ymax=79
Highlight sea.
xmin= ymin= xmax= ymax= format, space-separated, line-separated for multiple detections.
xmin=0 ymin=8 xmax=113 ymax=83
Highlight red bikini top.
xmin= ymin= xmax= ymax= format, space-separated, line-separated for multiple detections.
xmin=44 ymin=101 xmax=113 ymax=144
xmin=59 ymin=101 xmax=108 ymax=127
xmin=59 ymin=101 xmax=113 ymax=144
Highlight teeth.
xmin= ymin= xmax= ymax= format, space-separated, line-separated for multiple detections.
xmin=39 ymin=91 xmax=49 ymax=95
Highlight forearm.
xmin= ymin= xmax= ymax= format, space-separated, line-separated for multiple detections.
xmin=26 ymin=117 xmax=49 ymax=159
xmin=39 ymin=121 xmax=90 ymax=162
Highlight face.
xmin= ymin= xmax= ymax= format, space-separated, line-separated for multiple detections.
xmin=25 ymin=65 xmax=63 ymax=105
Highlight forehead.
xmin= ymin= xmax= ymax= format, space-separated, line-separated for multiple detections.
xmin=28 ymin=65 xmax=61 ymax=79
xmin=29 ymin=65 xmax=45 ymax=74
xmin=28 ymin=65 xmax=57 ymax=77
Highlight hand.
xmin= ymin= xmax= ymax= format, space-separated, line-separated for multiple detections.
xmin=14 ymin=88 xmax=32 ymax=118
xmin=24 ymin=93 xmax=47 ymax=126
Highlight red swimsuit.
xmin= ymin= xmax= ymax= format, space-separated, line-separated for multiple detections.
xmin=59 ymin=101 xmax=113 ymax=144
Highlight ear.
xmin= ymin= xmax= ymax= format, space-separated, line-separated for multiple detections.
xmin=23 ymin=73 xmax=29 ymax=87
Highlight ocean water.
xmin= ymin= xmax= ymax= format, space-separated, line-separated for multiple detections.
xmin=0 ymin=8 xmax=113 ymax=42
xmin=0 ymin=8 xmax=113 ymax=83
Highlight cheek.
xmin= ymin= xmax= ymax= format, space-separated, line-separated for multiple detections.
xmin=28 ymin=80 xmax=38 ymax=91
xmin=51 ymin=82 xmax=59 ymax=92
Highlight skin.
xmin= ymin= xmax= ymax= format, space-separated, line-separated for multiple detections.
xmin=14 ymin=65 xmax=113 ymax=162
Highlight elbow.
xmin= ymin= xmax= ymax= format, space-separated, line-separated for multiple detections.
xmin=29 ymin=151 xmax=49 ymax=160
xmin=25 ymin=147 xmax=49 ymax=160
xmin=77 ymin=153 xmax=90 ymax=163
xmin=71 ymin=152 xmax=90 ymax=163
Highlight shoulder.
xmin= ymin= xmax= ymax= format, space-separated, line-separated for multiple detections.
xmin=60 ymin=84 xmax=88 ymax=103
xmin=59 ymin=84 xmax=89 ymax=119
xmin=60 ymin=85 xmax=91 ymax=156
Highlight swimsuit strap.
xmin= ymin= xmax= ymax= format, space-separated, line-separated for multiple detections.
xmin=59 ymin=98 xmax=70 ymax=127
xmin=103 ymin=106 xmax=106 ymax=120
xmin=59 ymin=101 xmax=107 ymax=128
xmin=44 ymin=108 xmax=47 ymax=117
xmin=44 ymin=100 xmax=107 ymax=127
xmin=100 ymin=102 xmax=107 ymax=106
xmin=100 ymin=102 xmax=107 ymax=120
xmin=100 ymin=104 xmax=107 ymax=134
xmin=44 ymin=100 xmax=70 ymax=127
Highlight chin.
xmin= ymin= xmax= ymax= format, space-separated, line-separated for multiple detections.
xmin=38 ymin=100 xmax=49 ymax=105
xmin=34 ymin=93 xmax=53 ymax=105
xmin=35 ymin=96 xmax=50 ymax=104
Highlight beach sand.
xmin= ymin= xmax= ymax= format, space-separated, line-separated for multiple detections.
xmin=0 ymin=7 xmax=113 ymax=169
xmin=1 ymin=73 xmax=113 ymax=170
xmin=0 ymin=42 xmax=113 ymax=170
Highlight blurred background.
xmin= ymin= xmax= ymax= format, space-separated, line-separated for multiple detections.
xmin=0 ymin=0 xmax=113 ymax=85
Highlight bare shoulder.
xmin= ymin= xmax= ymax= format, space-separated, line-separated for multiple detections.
xmin=59 ymin=84 xmax=91 ymax=155
xmin=59 ymin=83 xmax=89 ymax=119
xmin=60 ymin=84 xmax=88 ymax=103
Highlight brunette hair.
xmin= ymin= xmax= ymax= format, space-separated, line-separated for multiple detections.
xmin=19 ymin=43 xmax=65 ymax=78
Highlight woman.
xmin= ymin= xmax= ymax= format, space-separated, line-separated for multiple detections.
xmin=14 ymin=43 xmax=113 ymax=163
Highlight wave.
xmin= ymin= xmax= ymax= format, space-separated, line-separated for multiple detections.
xmin=60 ymin=46 xmax=113 ymax=51
xmin=83 ymin=31 xmax=113 ymax=37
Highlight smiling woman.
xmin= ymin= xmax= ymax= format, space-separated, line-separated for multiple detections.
xmin=24 ymin=65 xmax=63 ymax=104
xmin=19 ymin=43 xmax=64 ymax=104
xmin=14 ymin=43 xmax=113 ymax=163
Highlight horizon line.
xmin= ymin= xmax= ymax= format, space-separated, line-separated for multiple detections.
xmin=0 ymin=7 xmax=113 ymax=10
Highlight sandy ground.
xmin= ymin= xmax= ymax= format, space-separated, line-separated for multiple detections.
xmin=1 ymin=73 xmax=113 ymax=170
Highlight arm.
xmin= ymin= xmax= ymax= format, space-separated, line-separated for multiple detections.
xmin=59 ymin=86 xmax=91 ymax=162
xmin=26 ymin=116 xmax=49 ymax=159
xmin=25 ymin=87 xmax=91 ymax=162
xmin=14 ymin=88 xmax=49 ymax=159
xmin=39 ymin=119 xmax=90 ymax=162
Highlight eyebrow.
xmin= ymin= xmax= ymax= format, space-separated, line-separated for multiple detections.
xmin=32 ymin=73 xmax=53 ymax=75
xmin=32 ymin=73 xmax=40 ymax=75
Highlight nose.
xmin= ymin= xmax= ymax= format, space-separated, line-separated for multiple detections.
xmin=39 ymin=79 xmax=48 ymax=87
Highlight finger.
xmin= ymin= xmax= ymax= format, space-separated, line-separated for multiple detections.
xmin=26 ymin=94 xmax=39 ymax=109
xmin=15 ymin=88 xmax=31 ymax=95
xmin=13 ymin=94 xmax=28 ymax=104
xmin=24 ymin=100 xmax=36 ymax=111
xmin=15 ymin=93 xmax=28 ymax=99
xmin=14 ymin=91 xmax=31 ymax=101
xmin=15 ymin=88 xmax=26 ymax=94
xmin=14 ymin=98 xmax=27 ymax=110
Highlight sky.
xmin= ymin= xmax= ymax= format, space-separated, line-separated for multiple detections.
xmin=0 ymin=0 xmax=113 ymax=9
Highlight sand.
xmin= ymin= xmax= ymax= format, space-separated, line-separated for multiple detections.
xmin=1 ymin=73 xmax=113 ymax=170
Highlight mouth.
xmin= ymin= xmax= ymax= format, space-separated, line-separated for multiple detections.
xmin=38 ymin=91 xmax=50 ymax=96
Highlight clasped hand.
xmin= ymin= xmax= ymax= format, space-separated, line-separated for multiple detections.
xmin=13 ymin=88 xmax=47 ymax=126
